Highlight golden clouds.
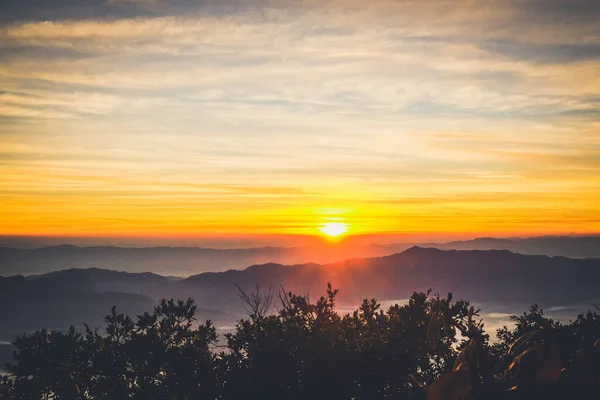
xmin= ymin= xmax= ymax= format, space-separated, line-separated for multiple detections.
xmin=0 ymin=2 xmax=599 ymax=237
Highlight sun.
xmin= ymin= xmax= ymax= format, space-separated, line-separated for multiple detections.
xmin=319 ymin=222 xmax=348 ymax=238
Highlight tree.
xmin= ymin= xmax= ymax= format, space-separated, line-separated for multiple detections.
xmin=2 ymin=286 xmax=600 ymax=399
xmin=1 ymin=298 xmax=217 ymax=399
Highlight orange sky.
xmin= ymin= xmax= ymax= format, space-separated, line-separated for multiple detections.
xmin=1 ymin=1 xmax=599 ymax=240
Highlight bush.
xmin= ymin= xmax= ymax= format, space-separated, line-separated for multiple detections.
xmin=2 ymin=286 xmax=600 ymax=399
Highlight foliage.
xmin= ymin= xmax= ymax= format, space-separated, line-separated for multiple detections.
xmin=1 ymin=286 xmax=600 ymax=399
xmin=2 ymin=299 xmax=217 ymax=399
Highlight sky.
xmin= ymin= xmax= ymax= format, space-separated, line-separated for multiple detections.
xmin=0 ymin=0 xmax=599 ymax=242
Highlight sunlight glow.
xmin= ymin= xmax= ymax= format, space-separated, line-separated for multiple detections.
xmin=319 ymin=222 xmax=348 ymax=238
xmin=0 ymin=2 xmax=599 ymax=238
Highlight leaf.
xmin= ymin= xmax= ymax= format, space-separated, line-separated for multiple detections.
xmin=427 ymin=365 xmax=472 ymax=400
xmin=453 ymin=338 xmax=479 ymax=371
xmin=427 ymin=312 xmax=442 ymax=351
xmin=536 ymin=343 xmax=562 ymax=382
xmin=443 ymin=313 xmax=456 ymax=339
xmin=508 ymin=343 xmax=562 ymax=383
xmin=508 ymin=330 xmax=540 ymax=356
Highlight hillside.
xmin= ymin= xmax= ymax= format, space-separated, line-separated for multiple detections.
xmin=2 ymin=247 xmax=600 ymax=336
xmin=379 ymin=236 xmax=600 ymax=259
xmin=0 ymin=245 xmax=302 ymax=276
xmin=2 ymin=235 xmax=599 ymax=277
xmin=174 ymin=247 xmax=600 ymax=312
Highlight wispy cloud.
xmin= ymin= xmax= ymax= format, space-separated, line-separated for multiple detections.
xmin=0 ymin=0 xmax=598 ymax=236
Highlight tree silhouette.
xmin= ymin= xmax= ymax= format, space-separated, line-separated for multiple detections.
xmin=1 ymin=286 xmax=600 ymax=399
xmin=2 ymin=298 xmax=217 ymax=399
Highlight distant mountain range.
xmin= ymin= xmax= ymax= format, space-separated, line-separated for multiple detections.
xmin=1 ymin=235 xmax=599 ymax=277
xmin=174 ymin=246 xmax=600 ymax=312
xmin=0 ymin=245 xmax=303 ymax=277
xmin=378 ymin=235 xmax=600 ymax=259
xmin=0 ymin=267 xmax=224 ymax=333
xmin=3 ymin=245 xmax=600 ymax=371
xmin=2 ymin=246 xmax=600 ymax=335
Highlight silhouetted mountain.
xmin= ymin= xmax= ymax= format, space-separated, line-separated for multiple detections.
xmin=0 ymin=269 xmax=226 ymax=334
xmin=378 ymin=235 xmax=600 ymax=259
xmin=28 ymin=267 xmax=173 ymax=295
xmin=2 ymin=235 xmax=599 ymax=277
xmin=168 ymin=247 xmax=600 ymax=314
xmin=2 ymin=247 xmax=600 ymax=338
xmin=0 ymin=245 xmax=307 ymax=276
xmin=0 ymin=275 xmax=154 ymax=333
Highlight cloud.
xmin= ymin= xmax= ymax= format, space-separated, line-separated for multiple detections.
xmin=0 ymin=0 xmax=599 ymax=235
xmin=479 ymin=40 xmax=600 ymax=64
xmin=2 ymin=14 xmax=598 ymax=117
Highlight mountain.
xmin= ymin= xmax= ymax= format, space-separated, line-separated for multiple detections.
xmin=3 ymin=247 xmax=600 ymax=336
xmin=3 ymin=246 xmax=600 ymax=378
xmin=173 ymin=247 xmax=600 ymax=312
xmin=2 ymin=235 xmax=599 ymax=277
xmin=0 ymin=245 xmax=304 ymax=276
xmin=378 ymin=235 xmax=600 ymax=259
xmin=0 ymin=273 xmax=155 ymax=333
xmin=27 ymin=267 xmax=173 ymax=296
xmin=0 ymin=245 xmax=327 ymax=277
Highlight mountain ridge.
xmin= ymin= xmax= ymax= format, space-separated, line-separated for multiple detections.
xmin=2 ymin=247 xmax=600 ymax=337
xmin=3 ymin=235 xmax=600 ymax=277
